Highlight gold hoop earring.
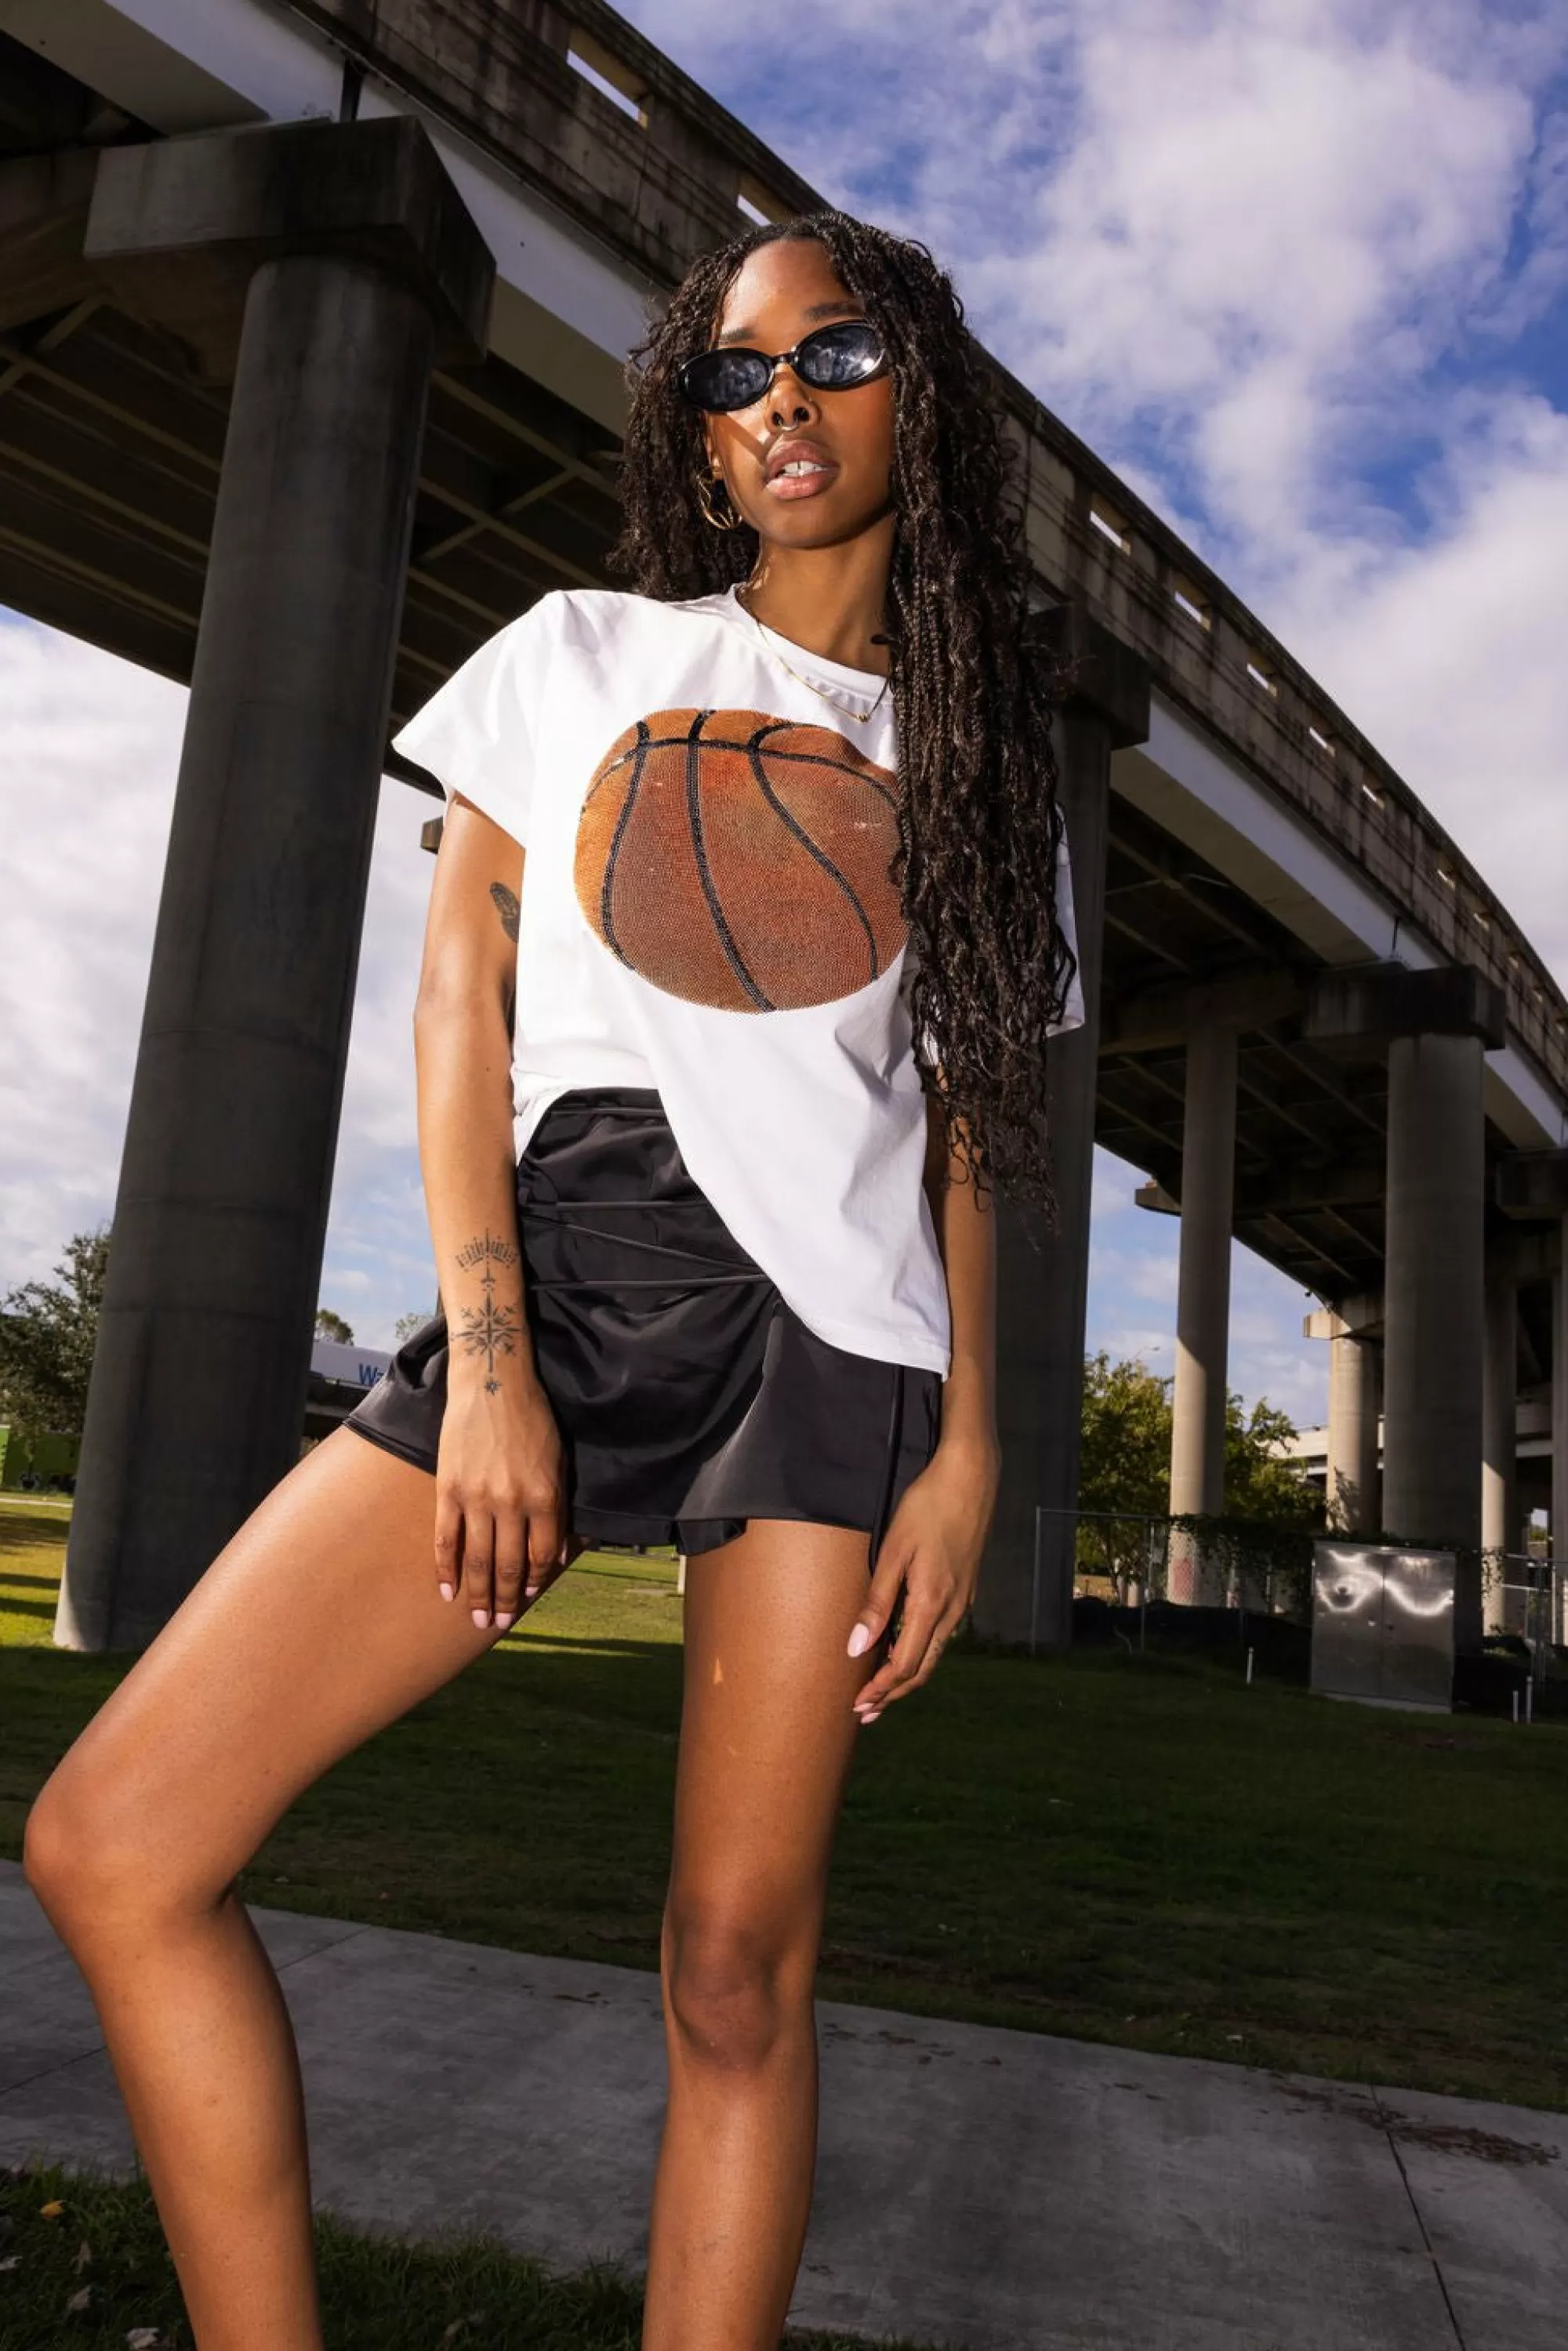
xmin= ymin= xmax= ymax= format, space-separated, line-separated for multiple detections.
xmin=696 ymin=470 xmax=741 ymax=531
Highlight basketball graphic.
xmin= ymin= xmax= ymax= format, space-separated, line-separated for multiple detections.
xmin=573 ymin=709 xmax=907 ymax=1013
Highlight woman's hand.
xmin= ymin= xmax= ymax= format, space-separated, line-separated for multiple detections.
xmin=846 ymin=1432 xmax=1001 ymax=1722
xmin=433 ymin=1374 xmax=586 ymax=1631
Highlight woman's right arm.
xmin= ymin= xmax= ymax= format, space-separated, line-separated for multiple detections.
xmin=412 ymin=788 xmax=580 ymax=1632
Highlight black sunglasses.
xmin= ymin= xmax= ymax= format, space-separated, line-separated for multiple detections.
xmin=676 ymin=319 xmax=887 ymax=413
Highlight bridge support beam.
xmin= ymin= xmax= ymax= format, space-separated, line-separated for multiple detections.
xmin=1557 ymin=1247 xmax=1568 ymax=1627
xmin=1168 ymin=1022 xmax=1238 ymax=1595
xmin=1327 ymin=1325 xmax=1381 ymax=1537
xmin=1384 ymin=1035 xmax=1488 ymax=1650
xmin=56 ymin=121 xmax=492 ymax=1651
xmin=1307 ymin=964 xmax=1507 ymax=1656
xmin=979 ymin=610 xmax=1149 ymax=1649
xmin=1482 ymin=1247 xmax=1518 ymax=1634
xmin=1496 ymin=1152 xmax=1568 ymax=1614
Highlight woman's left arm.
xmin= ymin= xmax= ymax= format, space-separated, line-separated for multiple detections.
xmin=846 ymin=1086 xmax=1004 ymax=1720
xmin=923 ymin=1084 xmax=1004 ymax=1464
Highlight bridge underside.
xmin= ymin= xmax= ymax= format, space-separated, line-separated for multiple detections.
xmin=5 ymin=31 xmax=1563 ymax=1668
xmin=5 ymin=223 xmax=1508 ymax=1314
xmin=9 ymin=30 xmax=1553 ymax=1322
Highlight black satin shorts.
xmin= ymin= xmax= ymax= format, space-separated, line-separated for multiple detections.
xmin=342 ymin=1087 xmax=943 ymax=1561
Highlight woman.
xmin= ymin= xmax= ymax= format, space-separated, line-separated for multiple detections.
xmin=24 ymin=209 xmax=1080 ymax=2349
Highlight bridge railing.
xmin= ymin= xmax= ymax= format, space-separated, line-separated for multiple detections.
xmin=292 ymin=0 xmax=1568 ymax=1101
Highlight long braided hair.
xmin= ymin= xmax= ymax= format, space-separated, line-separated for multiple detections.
xmin=609 ymin=207 xmax=1078 ymax=1219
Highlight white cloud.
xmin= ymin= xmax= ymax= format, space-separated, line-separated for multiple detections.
xmin=1278 ymin=391 xmax=1568 ymax=978
xmin=5 ymin=0 xmax=1566 ymax=1417
xmin=0 ymin=621 xmax=437 ymax=1350
xmin=985 ymin=9 xmax=1527 ymax=424
xmin=0 ymin=623 xmax=182 ymax=1279
xmin=621 ymin=0 xmax=1567 ymax=1419
xmin=614 ymin=0 xmax=1568 ymax=1008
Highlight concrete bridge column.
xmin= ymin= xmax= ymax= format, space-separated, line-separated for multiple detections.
xmin=1556 ymin=1247 xmax=1568 ymax=1635
xmin=56 ymin=121 xmax=492 ymax=1651
xmin=1383 ymin=1034 xmax=1487 ymax=1649
xmin=1482 ymin=1247 xmax=1518 ymax=1634
xmin=1165 ymin=1022 xmax=1239 ymax=1604
xmin=1306 ymin=964 xmax=1506 ymax=1656
xmin=1495 ymin=1152 xmax=1568 ymax=1641
xmin=1169 ymin=1022 xmax=1238 ymax=1518
xmin=978 ymin=609 xmax=1149 ymax=1649
xmin=1327 ymin=1326 xmax=1381 ymax=1536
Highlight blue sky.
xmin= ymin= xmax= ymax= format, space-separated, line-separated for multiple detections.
xmin=2 ymin=0 xmax=1566 ymax=1432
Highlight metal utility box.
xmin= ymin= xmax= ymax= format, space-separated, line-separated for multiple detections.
xmin=1311 ymin=1543 xmax=1455 ymax=1711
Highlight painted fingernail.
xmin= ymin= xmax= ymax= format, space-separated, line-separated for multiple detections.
xmin=495 ymin=1613 xmax=514 ymax=1631
xmin=847 ymin=1624 xmax=872 ymax=1658
xmin=439 ymin=1583 xmax=454 ymax=1602
xmin=472 ymin=1608 xmax=489 ymax=1629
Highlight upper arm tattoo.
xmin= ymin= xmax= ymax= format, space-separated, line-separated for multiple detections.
xmin=490 ymin=881 xmax=520 ymax=943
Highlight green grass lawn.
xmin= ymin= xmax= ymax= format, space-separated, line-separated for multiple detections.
xmin=5 ymin=1500 xmax=1568 ymax=2113
xmin=0 ymin=2156 xmax=931 ymax=2351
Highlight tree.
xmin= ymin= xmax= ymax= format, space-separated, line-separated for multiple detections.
xmin=1076 ymin=1351 xmax=1317 ymax=1602
xmin=314 ymin=1308 xmax=354 ymax=1344
xmin=0 ymin=1228 xmax=110 ymax=1444
xmin=1076 ymin=1352 xmax=1173 ymax=1599
xmin=1078 ymin=1351 xmax=1172 ymax=1519
xmin=394 ymin=1308 xmax=434 ymax=1344
xmin=1225 ymin=1394 xmax=1316 ymax=1522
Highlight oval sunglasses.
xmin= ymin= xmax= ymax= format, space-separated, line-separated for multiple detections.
xmin=676 ymin=318 xmax=887 ymax=413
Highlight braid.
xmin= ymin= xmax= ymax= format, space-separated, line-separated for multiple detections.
xmin=609 ymin=209 xmax=1078 ymax=1220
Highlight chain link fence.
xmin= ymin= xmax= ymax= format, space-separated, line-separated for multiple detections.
xmin=1483 ymin=1550 xmax=1566 ymax=1685
xmin=1035 ymin=1506 xmax=1318 ymax=1647
xmin=1041 ymin=1514 xmax=1568 ymax=1707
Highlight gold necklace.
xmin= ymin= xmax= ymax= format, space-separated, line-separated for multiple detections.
xmin=737 ymin=586 xmax=891 ymax=725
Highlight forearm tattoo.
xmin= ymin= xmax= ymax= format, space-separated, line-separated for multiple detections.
xmin=453 ymin=1229 xmax=521 ymax=1392
xmin=490 ymin=882 xmax=520 ymax=942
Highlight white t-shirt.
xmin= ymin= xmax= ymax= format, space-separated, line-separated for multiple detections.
xmin=391 ymin=582 xmax=1084 ymax=1380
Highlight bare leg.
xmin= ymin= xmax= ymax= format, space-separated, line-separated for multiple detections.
xmin=23 ymin=1427 xmax=515 ymax=2351
xmin=641 ymin=1517 xmax=876 ymax=2351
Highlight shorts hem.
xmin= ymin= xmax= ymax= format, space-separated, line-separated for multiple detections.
xmin=340 ymin=1417 xmax=436 ymax=1476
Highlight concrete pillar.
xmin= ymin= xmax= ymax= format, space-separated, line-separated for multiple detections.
xmin=1327 ymin=1330 xmax=1381 ymax=1536
xmin=1169 ymin=1023 xmax=1238 ymax=1521
xmin=1307 ymin=964 xmax=1506 ymax=1657
xmin=1163 ymin=1024 xmax=1237 ymax=1606
xmin=1555 ymin=1237 xmax=1568 ymax=1589
xmin=1495 ymin=1158 xmax=1568 ymax=1627
xmin=1381 ymin=1033 xmax=1486 ymax=1649
xmin=978 ymin=611 xmax=1149 ymax=1649
xmin=1482 ymin=1250 xmax=1517 ymax=1634
xmin=56 ymin=122 xmax=492 ymax=1650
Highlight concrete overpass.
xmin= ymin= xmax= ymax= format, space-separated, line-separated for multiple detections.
xmin=3 ymin=0 xmax=1565 ymax=1653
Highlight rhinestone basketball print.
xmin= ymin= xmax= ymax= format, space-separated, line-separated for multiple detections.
xmin=573 ymin=708 xmax=907 ymax=1013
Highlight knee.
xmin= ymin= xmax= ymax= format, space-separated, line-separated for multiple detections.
xmin=24 ymin=1767 xmax=165 ymax=1933
xmin=662 ymin=1905 xmax=804 ymax=2075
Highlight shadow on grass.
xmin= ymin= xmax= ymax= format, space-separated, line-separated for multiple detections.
xmin=1 ymin=1526 xmax=73 ymax=1560
xmin=5 ymin=1522 xmax=1568 ymax=2111
xmin=0 ymin=2157 xmax=942 ymax=2351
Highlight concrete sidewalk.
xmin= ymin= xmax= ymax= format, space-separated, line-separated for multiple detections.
xmin=3 ymin=1859 xmax=1563 ymax=2350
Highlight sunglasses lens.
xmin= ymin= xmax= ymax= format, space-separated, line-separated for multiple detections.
xmin=679 ymin=349 xmax=771 ymax=412
xmin=679 ymin=321 xmax=886 ymax=410
xmin=797 ymin=321 xmax=885 ymax=388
